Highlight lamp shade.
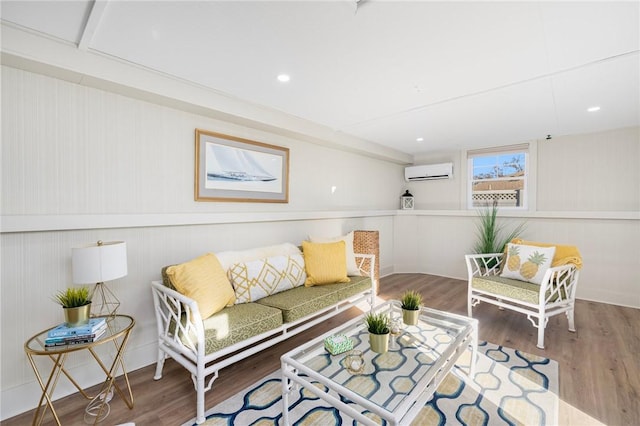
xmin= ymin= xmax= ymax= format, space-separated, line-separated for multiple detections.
xmin=72 ymin=241 xmax=128 ymax=284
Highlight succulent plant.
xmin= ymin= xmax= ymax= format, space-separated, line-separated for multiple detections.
xmin=364 ymin=312 xmax=390 ymax=335
xmin=400 ymin=290 xmax=422 ymax=311
xmin=53 ymin=286 xmax=91 ymax=308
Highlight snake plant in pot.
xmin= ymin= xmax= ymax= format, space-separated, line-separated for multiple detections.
xmin=365 ymin=311 xmax=390 ymax=353
xmin=53 ymin=286 xmax=92 ymax=327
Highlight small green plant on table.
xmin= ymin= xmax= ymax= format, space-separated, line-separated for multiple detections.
xmin=53 ymin=286 xmax=91 ymax=308
xmin=365 ymin=312 xmax=390 ymax=334
xmin=400 ymin=290 xmax=422 ymax=311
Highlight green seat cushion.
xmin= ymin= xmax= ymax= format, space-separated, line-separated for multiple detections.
xmin=256 ymin=276 xmax=372 ymax=323
xmin=336 ymin=276 xmax=373 ymax=300
xmin=195 ymin=303 xmax=283 ymax=354
xmin=472 ymin=276 xmax=565 ymax=305
xmin=472 ymin=276 xmax=543 ymax=304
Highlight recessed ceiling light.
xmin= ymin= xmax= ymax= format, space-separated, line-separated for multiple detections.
xmin=587 ymin=106 xmax=601 ymax=112
xmin=416 ymin=137 xmax=424 ymax=142
xmin=277 ymin=74 xmax=290 ymax=83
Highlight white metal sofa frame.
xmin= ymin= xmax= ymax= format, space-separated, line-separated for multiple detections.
xmin=465 ymin=253 xmax=580 ymax=349
xmin=151 ymin=254 xmax=376 ymax=424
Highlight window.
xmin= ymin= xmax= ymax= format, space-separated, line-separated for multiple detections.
xmin=467 ymin=144 xmax=528 ymax=209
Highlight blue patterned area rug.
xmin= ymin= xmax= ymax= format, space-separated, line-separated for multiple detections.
xmin=184 ymin=341 xmax=558 ymax=426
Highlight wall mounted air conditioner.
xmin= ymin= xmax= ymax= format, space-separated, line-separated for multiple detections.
xmin=404 ymin=162 xmax=453 ymax=181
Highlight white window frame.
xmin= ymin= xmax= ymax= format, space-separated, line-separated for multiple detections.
xmin=466 ymin=144 xmax=530 ymax=210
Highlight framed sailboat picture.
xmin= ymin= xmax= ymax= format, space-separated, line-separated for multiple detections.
xmin=195 ymin=130 xmax=289 ymax=202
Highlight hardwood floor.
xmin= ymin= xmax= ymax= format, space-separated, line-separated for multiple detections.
xmin=4 ymin=274 xmax=639 ymax=426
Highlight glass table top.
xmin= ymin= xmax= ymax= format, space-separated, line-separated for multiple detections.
xmin=25 ymin=315 xmax=135 ymax=355
xmin=287 ymin=301 xmax=475 ymax=413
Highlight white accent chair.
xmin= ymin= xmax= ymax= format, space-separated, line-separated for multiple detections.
xmin=465 ymin=248 xmax=580 ymax=349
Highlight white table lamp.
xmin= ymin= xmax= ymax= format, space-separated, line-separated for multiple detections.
xmin=72 ymin=241 xmax=127 ymax=318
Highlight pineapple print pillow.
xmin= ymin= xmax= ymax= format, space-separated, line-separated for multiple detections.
xmin=500 ymin=243 xmax=556 ymax=285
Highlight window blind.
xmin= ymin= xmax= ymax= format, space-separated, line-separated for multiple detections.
xmin=467 ymin=143 xmax=529 ymax=158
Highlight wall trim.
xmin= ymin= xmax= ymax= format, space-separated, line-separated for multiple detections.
xmin=2 ymin=209 xmax=636 ymax=233
xmin=0 ymin=210 xmax=398 ymax=233
xmin=395 ymin=209 xmax=640 ymax=220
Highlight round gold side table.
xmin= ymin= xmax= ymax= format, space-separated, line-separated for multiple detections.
xmin=24 ymin=315 xmax=135 ymax=425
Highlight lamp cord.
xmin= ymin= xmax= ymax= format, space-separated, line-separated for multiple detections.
xmin=84 ymin=389 xmax=113 ymax=423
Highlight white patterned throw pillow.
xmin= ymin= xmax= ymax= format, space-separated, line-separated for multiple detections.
xmin=216 ymin=243 xmax=302 ymax=271
xmin=228 ymin=254 xmax=306 ymax=304
xmin=500 ymin=243 xmax=556 ymax=285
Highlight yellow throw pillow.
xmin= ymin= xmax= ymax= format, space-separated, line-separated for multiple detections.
xmin=510 ymin=238 xmax=583 ymax=269
xmin=302 ymin=240 xmax=351 ymax=287
xmin=165 ymin=253 xmax=236 ymax=319
xmin=309 ymin=231 xmax=360 ymax=276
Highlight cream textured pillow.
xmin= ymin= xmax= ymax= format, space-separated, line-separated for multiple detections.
xmin=228 ymin=254 xmax=306 ymax=304
xmin=216 ymin=243 xmax=302 ymax=271
xmin=302 ymin=240 xmax=351 ymax=287
xmin=165 ymin=253 xmax=236 ymax=319
xmin=309 ymin=231 xmax=360 ymax=276
xmin=500 ymin=244 xmax=556 ymax=285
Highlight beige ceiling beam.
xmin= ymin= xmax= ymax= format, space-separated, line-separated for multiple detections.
xmin=1 ymin=22 xmax=412 ymax=165
xmin=78 ymin=0 xmax=109 ymax=50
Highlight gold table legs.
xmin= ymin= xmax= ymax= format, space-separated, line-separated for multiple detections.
xmin=25 ymin=328 xmax=134 ymax=425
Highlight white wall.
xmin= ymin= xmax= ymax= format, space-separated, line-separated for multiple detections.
xmin=1 ymin=67 xmax=405 ymax=215
xmin=0 ymin=66 xmax=402 ymax=420
xmin=537 ymin=127 xmax=640 ymax=211
xmin=2 ymin=64 xmax=639 ymax=421
xmin=402 ymin=151 xmax=463 ymax=210
xmin=406 ymin=127 xmax=640 ymax=212
xmin=394 ymin=211 xmax=639 ymax=307
xmin=394 ymin=127 xmax=640 ymax=308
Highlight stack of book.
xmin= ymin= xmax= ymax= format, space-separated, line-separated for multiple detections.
xmin=44 ymin=317 xmax=107 ymax=348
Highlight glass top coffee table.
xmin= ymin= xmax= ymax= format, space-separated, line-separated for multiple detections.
xmin=281 ymin=300 xmax=477 ymax=426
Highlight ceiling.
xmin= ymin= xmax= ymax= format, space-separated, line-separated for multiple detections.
xmin=1 ymin=1 xmax=639 ymax=157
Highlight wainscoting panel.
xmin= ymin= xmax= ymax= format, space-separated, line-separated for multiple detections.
xmin=0 ymin=215 xmax=394 ymax=420
xmin=393 ymin=213 xmax=640 ymax=308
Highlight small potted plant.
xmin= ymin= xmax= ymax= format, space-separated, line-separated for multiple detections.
xmin=364 ymin=311 xmax=390 ymax=353
xmin=400 ymin=290 xmax=422 ymax=325
xmin=53 ymin=286 xmax=92 ymax=327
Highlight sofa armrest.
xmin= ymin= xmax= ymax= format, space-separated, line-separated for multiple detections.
xmin=355 ymin=253 xmax=376 ymax=296
xmin=354 ymin=253 xmax=375 ymax=276
xmin=151 ymin=281 xmax=205 ymax=362
xmin=353 ymin=230 xmax=379 ymax=281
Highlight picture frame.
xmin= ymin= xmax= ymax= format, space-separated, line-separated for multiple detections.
xmin=195 ymin=129 xmax=289 ymax=203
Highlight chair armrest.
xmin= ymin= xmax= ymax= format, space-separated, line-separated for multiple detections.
xmin=151 ymin=281 xmax=205 ymax=360
xmin=465 ymin=253 xmax=504 ymax=279
xmin=538 ymin=264 xmax=580 ymax=303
